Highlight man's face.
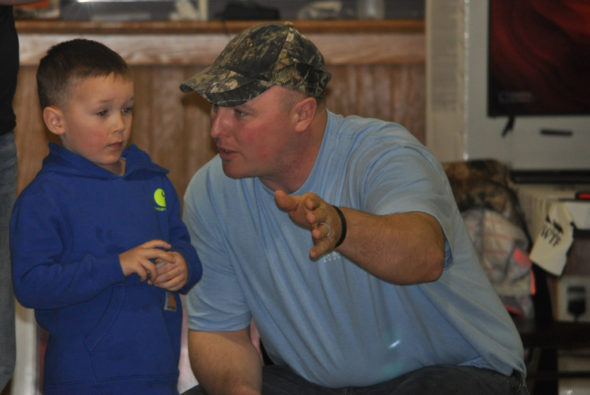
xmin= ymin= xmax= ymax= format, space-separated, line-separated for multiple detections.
xmin=208 ymin=86 xmax=301 ymax=188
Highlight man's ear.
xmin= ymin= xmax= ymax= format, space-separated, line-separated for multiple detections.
xmin=293 ymin=97 xmax=317 ymax=133
xmin=43 ymin=106 xmax=65 ymax=136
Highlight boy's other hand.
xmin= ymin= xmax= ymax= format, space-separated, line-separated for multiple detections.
xmin=152 ymin=251 xmax=188 ymax=291
xmin=119 ymin=239 xmax=173 ymax=282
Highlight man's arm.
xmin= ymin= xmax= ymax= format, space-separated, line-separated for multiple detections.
xmin=188 ymin=328 xmax=263 ymax=395
xmin=335 ymin=208 xmax=445 ymax=284
xmin=274 ymin=191 xmax=445 ymax=285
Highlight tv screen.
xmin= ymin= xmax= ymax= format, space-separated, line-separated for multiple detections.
xmin=488 ymin=0 xmax=590 ymax=117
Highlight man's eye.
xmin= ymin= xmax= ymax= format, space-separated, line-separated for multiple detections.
xmin=234 ymin=108 xmax=247 ymax=117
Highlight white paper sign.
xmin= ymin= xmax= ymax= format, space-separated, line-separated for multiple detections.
xmin=529 ymin=202 xmax=575 ymax=276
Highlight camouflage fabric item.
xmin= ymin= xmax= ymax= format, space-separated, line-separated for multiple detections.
xmin=180 ymin=22 xmax=332 ymax=106
xmin=443 ymin=159 xmax=527 ymax=231
xmin=444 ymin=160 xmax=535 ymax=317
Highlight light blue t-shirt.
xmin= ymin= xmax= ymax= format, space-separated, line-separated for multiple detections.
xmin=183 ymin=111 xmax=525 ymax=387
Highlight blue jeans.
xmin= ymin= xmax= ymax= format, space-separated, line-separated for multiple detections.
xmin=182 ymin=364 xmax=529 ymax=395
xmin=0 ymin=131 xmax=17 ymax=391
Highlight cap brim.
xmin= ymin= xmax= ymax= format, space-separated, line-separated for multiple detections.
xmin=180 ymin=65 xmax=272 ymax=106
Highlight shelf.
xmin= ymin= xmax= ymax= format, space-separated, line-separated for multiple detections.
xmin=15 ymin=18 xmax=424 ymax=35
xmin=16 ymin=19 xmax=425 ymax=66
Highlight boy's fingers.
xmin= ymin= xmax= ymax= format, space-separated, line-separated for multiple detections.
xmin=142 ymin=260 xmax=158 ymax=282
xmin=142 ymin=239 xmax=172 ymax=250
xmin=154 ymin=278 xmax=183 ymax=292
xmin=153 ymin=266 xmax=181 ymax=285
xmin=136 ymin=267 xmax=147 ymax=282
xmin=155 ymin=261 xmax=173 ymax=275
xmin=147 ymin=249 xmax=175 ymax=263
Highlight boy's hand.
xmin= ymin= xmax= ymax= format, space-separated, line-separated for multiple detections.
xmin=152 ymin=251 xmax=189 ymax=291
xmin=119 ymin=240 xmax=173 ymax=282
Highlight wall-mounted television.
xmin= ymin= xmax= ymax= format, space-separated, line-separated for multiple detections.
xmin=426 ymin=0 xmax=590 ymax=174
xmin=488 ymin=0 xmax=590 ymax=117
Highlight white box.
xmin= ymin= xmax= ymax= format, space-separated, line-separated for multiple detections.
xmin=548 ymin=275 xmax=590 ymax=323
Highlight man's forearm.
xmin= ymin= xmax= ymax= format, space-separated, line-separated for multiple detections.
xmin=336 ymin=208 xmax=445 ymax=284
xmin=188 ymin=328 xmax=263 ymax=395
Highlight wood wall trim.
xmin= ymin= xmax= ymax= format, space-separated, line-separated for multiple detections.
xmin=17 ymin=19 xmax=424 ymax=66
xmin=19 ymin=32 xmax=424 ymax=66
xmin=15 ymin=19 xmax=424 ymax=34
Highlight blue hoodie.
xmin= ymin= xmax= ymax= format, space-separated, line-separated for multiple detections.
xmin=10 ymin=143 xmax=202 ymax=394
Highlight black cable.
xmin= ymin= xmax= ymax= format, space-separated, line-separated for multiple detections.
xmin=501 ymin=114 xmax=515 ymax=137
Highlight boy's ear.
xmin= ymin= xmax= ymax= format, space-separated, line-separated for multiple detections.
xmin=43 ymin=106 xmax=65 ymax=136
xmin=293 ymin=97 xmax=317 ymax=133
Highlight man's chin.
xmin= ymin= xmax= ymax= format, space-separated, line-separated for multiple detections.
xmin=222 ymin=165 xmax=247 ymax=180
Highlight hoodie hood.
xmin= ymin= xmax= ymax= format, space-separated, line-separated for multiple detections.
xmin=40 ymin=142 xmax=168 ymax=180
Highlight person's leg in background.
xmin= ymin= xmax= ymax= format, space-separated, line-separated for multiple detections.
xmin=0 ymin=131 xmax=17 ymax=392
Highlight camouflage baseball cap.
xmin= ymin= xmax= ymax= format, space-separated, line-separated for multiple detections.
xmin=179 ymin=22 xmax=331 ymax=106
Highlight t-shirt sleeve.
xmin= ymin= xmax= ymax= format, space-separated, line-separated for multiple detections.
xmin=183 ymin=167 xmax=252 ymax=332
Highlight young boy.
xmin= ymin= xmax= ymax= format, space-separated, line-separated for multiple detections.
xmin=10 ymin=39 xmax=202 ymax=395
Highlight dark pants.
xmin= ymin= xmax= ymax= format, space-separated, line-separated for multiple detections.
xmin=0 ymin=132 xmax=17 ymax=391
xmin=182 ymin=364 xmax=529 ymax=395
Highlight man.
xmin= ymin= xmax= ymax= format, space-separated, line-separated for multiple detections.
xmin=180 ymin=22 xmax=528 ymax=395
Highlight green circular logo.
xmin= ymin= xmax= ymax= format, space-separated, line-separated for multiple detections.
xmin=154 ymin=188 xmax=166 ymax=209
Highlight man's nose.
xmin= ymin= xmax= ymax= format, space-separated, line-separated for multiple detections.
xmin=210 ymin=107 xmax=231 ymax=138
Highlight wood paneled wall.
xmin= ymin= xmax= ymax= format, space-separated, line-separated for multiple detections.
xmin=14 ymin=20 xmax=425 ymax=200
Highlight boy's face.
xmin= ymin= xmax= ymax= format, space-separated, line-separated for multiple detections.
xmin=54 ymin=73 xmax=134 ymax=175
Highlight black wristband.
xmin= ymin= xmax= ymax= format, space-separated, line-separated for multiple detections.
xmin=332 ymin=205 xmax=347 ymax=247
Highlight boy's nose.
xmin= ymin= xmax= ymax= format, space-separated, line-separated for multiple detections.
xmin=113 ymin=112 xmax=128 ymax=132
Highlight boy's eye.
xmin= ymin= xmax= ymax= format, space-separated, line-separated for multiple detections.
xmin=97 ymin=109 xmax=108 ymax=117
xmin=122 ymin=106 xmax=133 ymax=114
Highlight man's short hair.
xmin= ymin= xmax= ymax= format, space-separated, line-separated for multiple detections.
xmin=37 ymin=39 xmax=130 ymax=109
xmin=180 ymin=22 xmax=331 ymax=107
